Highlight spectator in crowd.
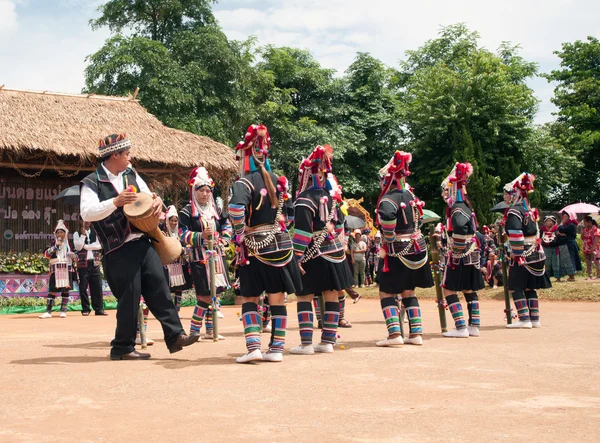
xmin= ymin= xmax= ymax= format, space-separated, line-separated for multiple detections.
xmin=582 ymin=215 xmax=600 ymax=280
xmin=351 ymin=230 xmax=367 ymax=288
xmin=557 ymin=211 xmax=582 ymax=282
xmin=481 ymin=250 xmax=503 ymax=289
xmin=541 ymin=215 xmax=562 ymax=281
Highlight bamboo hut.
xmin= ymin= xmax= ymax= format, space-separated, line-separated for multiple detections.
xmin=0 ymin=87 xmax=237 ymax=254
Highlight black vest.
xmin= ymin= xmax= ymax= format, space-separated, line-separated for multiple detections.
xmin=76 ymin=228 xmax=101 ymax=268
xmin=80 ymin=166 xmax=141 ymax=255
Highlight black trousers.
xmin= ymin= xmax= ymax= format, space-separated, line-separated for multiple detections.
xmin=78 ymin=263 xmax=104 ymax=313
xmin=103 ymin=239 xmax=184 ymax=356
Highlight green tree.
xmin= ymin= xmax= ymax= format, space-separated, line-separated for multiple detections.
xmin=545 ymin=36 xmax=600 ymax=205
xmin=399 ymin=24 xmax=539 ymax=217
xmin=85 ymin=0 xmax=256 ymax=146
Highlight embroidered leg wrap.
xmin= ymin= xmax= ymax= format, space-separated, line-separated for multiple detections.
xmin=190 ymin=299 xmax=209 ymax=334
xmin=401 ymin=296 xmax=422 ymax=335
xmin=241 ymin=302 xmax=261 ymax=352
xmin=45 ymin=294 xmax=55 ymax=313
xmin=525 ymin=290 xmax=539 ymax=322
xmin=205 ymin=309 xmax=213 ymax=335
xmin=312 ymin=296 xmax=322 ymax=324
xmin=60 ymin=292 xmax=69 ymax=313
xmin=262 ymin=296 xmax=271 ymax=328
xmin=381 ymin=297 xmax=401 ymax=337
xmin=320 ymin=302 xmax=340 ymax=345
xmin=465 ymin=293 xmax=480 ymax=327
xmin=445 ymin=294 xmax=467 ymax=330
xmin=512 ymin=290 xmax=530 ymax=322
xmin=268 ymin=305 xmax=287 ymax=353
xmin=338 ymin=294 xmax=346 ymax=321
xmin=297 ymin=301 xmax=314 ymax=345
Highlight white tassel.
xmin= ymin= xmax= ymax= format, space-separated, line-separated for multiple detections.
xmin=319 ymin=196 xmax=329 ymax=223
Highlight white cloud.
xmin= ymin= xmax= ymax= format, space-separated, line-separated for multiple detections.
xmin=0 ymin=0 xmax=18 ymax=37
xmin=215 ymin=0 xmax=600 ymax=123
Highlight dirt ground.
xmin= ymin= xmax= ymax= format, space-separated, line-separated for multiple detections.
xmin=1 ymin=299 xmax=599 ymax=443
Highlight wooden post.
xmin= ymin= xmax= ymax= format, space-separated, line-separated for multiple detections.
xmin=208 ymin=234 xmax=219 ymax=342
xmin=317 ymin=293 xmax=326 ymax=328
xmin=429 ymin=224 xmax=448 ymax=332
xmin=398 ymin=302 xmax=405 ymax=338
xmin=498 ymin=224 xmax=512 ymax=325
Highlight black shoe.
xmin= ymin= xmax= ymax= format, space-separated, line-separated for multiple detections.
xmin=168 ymin=333 xmax=200 ymax=354
xmin=110 ymin=351 xmax=151 ymax=361
xmin=95 ymin=311 xmax=108 ymax=316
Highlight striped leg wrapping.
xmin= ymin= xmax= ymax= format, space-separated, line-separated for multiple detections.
xmin=205 ymin=310 xmax=213 ymax=334
xmin=525 ymin=290 xmax=539 ymax=322
xmin=445 ymin=294 xmax=467 ymax=330
xmin=339 ymin=294 xmax=346 ymax=321
xmin=60 ymin=294 xmax=69 ymax=313
xmin=320 ymin=302 xmax=340 ymax=345
xmin=312 ymin=297 xmax=322 ymax=324
xmin=45 ymin=295 xmax=55 ymax=313
xmin=406 ymin=307 xmax=422 ymax=335
xmin=381 ymin=297 xmax=401 ymax=336
xmin=190 ymin=300 xmax=209 ymax=334
xmin=242 ymin=303 xmax=262 ymax=352
xmin=512 ymin=291 xmax=530 ymax=321
xmin=465 ymin=293 xmax=480 ymax=327
xmin=268 ymin=306 xmax=287 ymax=353
xmin=297 ymin=301 xmax=314 ymax=345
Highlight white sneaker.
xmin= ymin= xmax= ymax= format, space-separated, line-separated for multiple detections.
xmin=217 ymin=311 xmax=225 ymax=319
xmin=135 ymin=337 xmax=155 ymax=346
xmin=236 ymin=349 xmax=263 ymax=363
xmin=313 ymin=343 xmax=334 ymax=353
xmin=261 ymin=352 xmax=283 ymax=362
xmin=468 ymin=326 xmax=480 ymax=337
xmin=290 ymin=344 xmax=315 ymax=355
xmin=403 ymin=336 xmax=423 ymax=345
xmin=204 ymin=333 xmax=225 ymax=340
xmin=262 ymin=325 xmax=272 ymax=333
xmin=443 ymin=328 xmax=469 ymax=338
xmin=39 ymin=312 xmax=52 ymax=319
xmin=376 ymin=336 xmax=404 ymax=347
xmin=60 ymin=312 xmax=67 ymax=318
xmin=506 ymin=320 xmax=532 ymax=329
xmin=531 ymin=321 xmax=541 ymax=328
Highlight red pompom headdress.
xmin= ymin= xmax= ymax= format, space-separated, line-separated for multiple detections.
xmin=234 ymin=124 xmax=271 ymax=176
xmin=297 ymin=145 xmax=334 ymax=196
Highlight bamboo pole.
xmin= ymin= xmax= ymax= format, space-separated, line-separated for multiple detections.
xmin=498 ymin=224 xmax=512 ymax=325
xmin=208 ymin=233 xmax=219 ymax=342
xmin=398 ymin=301 xmax=405 ymax=338
xmin=429 ymin=224 xmax=448 ymax=332
xmin=138 ymin=302 xmax=147 ymax=349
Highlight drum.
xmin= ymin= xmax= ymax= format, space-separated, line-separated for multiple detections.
xmin=124 ymin=193 xmax=183 ymax=265
xmin=50 ymin=258 xmax=70 ymax=288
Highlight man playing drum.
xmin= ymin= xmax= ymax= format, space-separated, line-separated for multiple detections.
xmin=80 ymin=134 xmax=199 ymax=360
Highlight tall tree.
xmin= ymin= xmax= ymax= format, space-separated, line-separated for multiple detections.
xmin=545 ymin=36 xmax=600 ymax=205
xmin=399 ymin=24 xmax=539 ymax=220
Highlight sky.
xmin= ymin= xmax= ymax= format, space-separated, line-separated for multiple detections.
xmin=1 ymin=0 xmax=599 ymax=124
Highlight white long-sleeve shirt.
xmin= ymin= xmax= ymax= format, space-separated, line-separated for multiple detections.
xmin=73 ymin=230 xmax=102 ymax=260
xmin=80 ymin=163 xmax=153 ymax=243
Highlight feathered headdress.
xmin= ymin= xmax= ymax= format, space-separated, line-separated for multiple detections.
xmin=54 ymin=219 xmax=68 ymax=235
xmin=504 ymin=172 xmax=535 ymax=206
xmin=377 ymin=151 xmax=412 ymax=208
xmin=53 ymin=219 xmax=71 ymax=257
xmin=235 ymin=124 xmax=271 ymax=176
xmin=297 ymin=145 xmax=334 ymax=196
xmin=441 ymin=162 xmax=473 ymax=207
xmin=188 ymin=167 xmax=217 ymax=219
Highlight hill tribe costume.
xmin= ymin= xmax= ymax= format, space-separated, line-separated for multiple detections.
xmin=504 ymin=173 xmax=551 ymax=328
xmin=160 ymin=205 xmax=193 ymax=312
xmin=229 ymin=124 xmax=302 ymax=363
xmin=557 ymin=210 xmax=583 ymax=280
xmin=375 ymin=151 xmax=433 ymax=346
xmin=179 ymin=168 xmax=231 ymax=340
xmin=73 ymin=223 xmax=105 ymax=316
xmin=541 ymin=215 xmax=562 ymax=280
xmin=80 ymin=134 xmax=198 ymax=360
xmin=39 ymin=220 xmax=77 ymax=319
xmin=290 ymin=145 xmax=353 ymax=355
xmin=440 ymin=162 xmax=485 ymax=338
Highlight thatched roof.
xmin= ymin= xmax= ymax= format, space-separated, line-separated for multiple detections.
xmin=0 ymin=87 xmax=236 ymax=181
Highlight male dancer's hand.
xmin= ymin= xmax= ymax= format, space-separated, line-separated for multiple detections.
xmin=151 ymin=193 xmax=163 ymax=218
xmin=114 ymin=190 xmax=137 ymax=207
